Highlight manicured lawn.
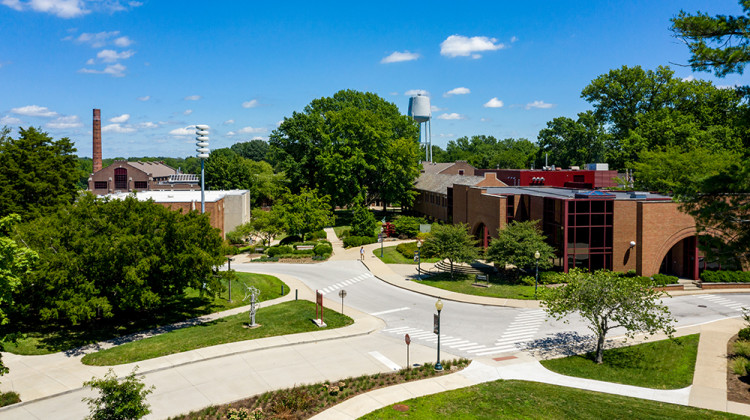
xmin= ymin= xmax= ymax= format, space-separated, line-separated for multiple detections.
xmin=415 ymin=272 xmax=537 ymax=300
xmin=359 ymin=379 xmax=740 ymax=420
xmin=372 ymin=245 xmax=440 ymax=265
xmin=1 ymin=273 xmax=287 ymax=355
xmin=81 ymin=300 xmax=353 ymax=365
xmin=541 ymin=334 xmax=699 ymax=389
xmin=333 ymin=225 xmax=351 ymax=239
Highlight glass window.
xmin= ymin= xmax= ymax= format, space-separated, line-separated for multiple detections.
xmin=590 ymin=254 xmax=605 ymax=271
xmin=134 ymin=181 xmax=147 ymax=189
xmin=591 ymin=214 xmax=605 ymax=226
xmin=606 ymin=214 xmax=613 ymax=225
xmin=567 ymin=227 xmax=575 ymax=249
xmin=568 ymin=214 xmax=575 ymax=226
xmin=591 ymin=200 xmax=605 ymax=213
xmin=591 ymin=227 xmax=605 ymax=248
xmin=568 ymin=201 xmax=575 ymax=213
xmin=114 ymin=168 xmax=127 ymax=190
xmin=94 ymin=181 xmax=107 ymax=189
xmin=606 ymin=201 xmax=613 ymax=212
xmin=575 ymin=254 xmax=589 ymax=269
xmin=575 ymin=201 xmax=590 ymax=213
xmin=575 ymin=227 xmax=589 ymax=247
xmin=605 ymin=227 xmax=613 ymax=247
xmin=575 ymin=214 xmax=589 ymax=226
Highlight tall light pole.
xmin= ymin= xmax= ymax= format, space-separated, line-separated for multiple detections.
xmin=534 ymin=250 xmax=540 ymax=299
xmin=434 ymin=298 xmax=443 ymax=371
xmin=417 ymin=240 xmax=422 ymax=279
xmin=195 ymin=125 xmax=210 ymax=213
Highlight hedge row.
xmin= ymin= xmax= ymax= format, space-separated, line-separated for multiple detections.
xmin=343 ymin=236 xmax=377 ymax=248
xmin=396 ymin=242 xmax=419 ymax=259
xmin=701 ymin=270 xmax=750 ymax=283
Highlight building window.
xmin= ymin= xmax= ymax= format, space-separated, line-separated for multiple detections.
xmin=114 ymin=168 xmax=127 ymax=190
xmin=566 ymin=199 xmax=613 ymax=271
xmin=94 ymin=181 xmax=107 ymax=189
xmin=458 ymin=169 xmax=464 ymax=175
xmin=574 ymin=174 xmax=585 ymax=183
xmin=134 ymin=181 xmax=147 ymax=190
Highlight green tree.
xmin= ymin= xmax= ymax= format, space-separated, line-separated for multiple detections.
xmin=83 ymin=367 xmax=153 ymax=420
xmin=0 ymin=213 xmax=37 ymax=375
xmin=246 ymin=208 xmax=285 ymax=246
xmin=444 ymin=135 xmax=537 ymax=169
xmin=276 ymin=188 xmax=334 ymax=241
xmin=542 ymin=269 xmax=675 ymax=364
xmin=632 ymin=147 xmax=741 ymax=194
xmin=485 ymin=221 xmax=556 ymax=271
xmin=231 ymin=139 xmax=270 ymax=162
xmin=14 ymin=194 xmax=225 ymax=325
xmin=205 ymin=152 xmax=286 ymax=207
xmin=421 ymin=224 xmax=478 ymax=279
xmin=269 ymin=89 xmax=420 ymax=207
xmin=0 ymin=127 xmax=80 ymax=219
xmin=671 ymin=1 xmax=750 ymax=77
xmin=535 ymin=111 xmax=608 ymax=168
xmin=350 ymin=204 xmax=378 ymax=237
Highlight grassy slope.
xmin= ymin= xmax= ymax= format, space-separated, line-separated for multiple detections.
xmin=371 ymin=245 xmax=440 ymax=265
xmin=541 ymin=334 xmax=700 ymax=389
xmin=416 ymin=272 xmax=537 ymax=300
xmin=82 ymin=300 xmax=353 ymax=365
xmin=360 ymin=380 xmax=740 ymax=420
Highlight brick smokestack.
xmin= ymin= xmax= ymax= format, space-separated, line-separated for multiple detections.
xmin=93 ymin=109 xmax=102 ymax=172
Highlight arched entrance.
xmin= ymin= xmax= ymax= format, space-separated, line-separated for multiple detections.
xmin=475 ymin=223 xmax=489 ymax=248
xmin=658 ymin=236 xmax=698 ymax=280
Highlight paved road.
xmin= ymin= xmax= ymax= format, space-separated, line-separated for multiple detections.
xmin=238 ymin=261 xmax=750 ymax=359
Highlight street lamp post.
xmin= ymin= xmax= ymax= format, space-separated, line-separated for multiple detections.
xmin=534 ymin=250 xmax=540 ymax=299
xmin=434 ymin=298 xmax=443 ymax=371
xmin=195 ymin=125 xmax=210 ymax=214
xmin=417 ymin=240 xmax=422 ymax=279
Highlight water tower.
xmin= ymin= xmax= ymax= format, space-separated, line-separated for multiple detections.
xmin=408 ymin=94 xmax=432 ymax=162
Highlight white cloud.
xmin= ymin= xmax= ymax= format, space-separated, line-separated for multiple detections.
xmin=381 ymin=51 xmax=420 ymax=64
xmin=404 ymin=89 xmax=429 ymax=96
xmin=69 ymin=31 xmax=134 ymax=48
xmin=183 ymin=109 xmax=193 ymax=115
xmin=0 ymin=115 xmax=22 ymax=125
xmin=85 ymin=58 xmax=95 ymax=65
xmin=438 ymin=133 xmax=455 ymax=138
xmin=444 ymin=87 xmax=470 ymax=97
xmin=251 ymin=136 xmax=265 ymax=141
xmin=480 ymin=117 xmax=491 ymax=122
xmin=96 ymin=49 xmax=134 ymax=63
xmin=242 ymin=99 xmax=259 ymax=108
xmin=169 ymin=126 xmax=195 ymax=136
xmin=138 ymin=121 xmax=158 ymax=129
xmin=682 ymin=75 xmax=695 ymax=82
xmin=430 ymin=105 xmax=444 ymax=112
xmin=525 ymin=100 xmax=555 ymax=110
xmin=3 ymin=0 xmax=141 ymax=18
xmin=440 ymin=35 xmax=505 ymax=58
xmin=237 ymin=126 xmax=265 ymax=134
xmin=78 ymin=63 xmax=126 ymax=77
xmin=437 ymin=113 xmax=465 ymax=120
xmin=11 ymin=105 xmax=58 ymax=117
xmin=184 ymin=95 xmax=201 ymax=101
xmin=47 ymin=115 xmax=82 ymax=129
xmin=113 ymin=36 xmax=133 ymax=47
xmin=109 ymin=113 xmax=130 ymax=123
xmin=511 ymin=36 xmax=518 ymax=43
xmin=102 ymin=123 xmax=135 ymax=133
xmin=223 ymin=119 xmax=235 ymax=125
xmin=483 ymin=97 xmax=504 ymax=108
xmin=137 ymin=95 xmax=150 ymax=101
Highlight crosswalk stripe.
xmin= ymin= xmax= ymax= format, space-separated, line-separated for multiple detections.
xmin=456 ymin=344 xmax=486 ymax=351
xmin=467 ymin=345 xmax=516 ymax=354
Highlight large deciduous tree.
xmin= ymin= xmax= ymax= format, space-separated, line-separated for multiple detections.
xmin=542 ymin=269 xmax=675 ymax=364
xmin=205 ymin=149 xmax=286 ymax=207
xmin=421 ymin=224 xmax=478 ymax=279
xmin=269 ymin=90 xmax=420 ymax=207
xmin=485 ymin=221 xmax=556 ymax=272
xmin=535 ymin=111 xmax=608 ymax=169
xmin=14 ymin=194 xmax=225 ymax=325
xmin=231 ymin=139 xmax=270 ymax=162
xmin=275 ymin=188 xmax=334 ymax=241
xmin=0 ymin=127 xmax=80 ymax=220
xmin=632 ymin=147 xmax=741 ymax=194
xmin=443 ymin=135 xmax=537 ymax=169
xmin=671 ymin=1 xmax=750 ymax=77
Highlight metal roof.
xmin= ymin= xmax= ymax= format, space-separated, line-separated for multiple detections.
xmin=107 ymin=190 xmax=249 ymax=203
xmin=481 ymin=186 xmax=672 ymax=201
xmin=415 ymin=173 xmax=485 ymax=194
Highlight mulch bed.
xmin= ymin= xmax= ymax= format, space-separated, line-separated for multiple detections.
xmin=727 ymin=334 xmax=750 ymax=404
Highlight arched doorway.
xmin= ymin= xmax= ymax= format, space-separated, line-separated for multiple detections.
xmin=475 ymin=223 xmax=489 ymax=248
xmin=659 ymin=236 xmax=698 ymax=280
xmin=114 ymin=167 xmax=128 ymax=190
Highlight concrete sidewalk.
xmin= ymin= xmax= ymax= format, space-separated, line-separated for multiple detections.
xmin=313 ymin=317 xmax=750 ymax=419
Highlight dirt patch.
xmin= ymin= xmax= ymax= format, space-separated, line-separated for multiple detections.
xmin=727 ymin=334 xmax=750 ymax=404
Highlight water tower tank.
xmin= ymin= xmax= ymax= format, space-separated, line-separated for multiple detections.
xmin=408 ymin=95 xmax=431 ymax=123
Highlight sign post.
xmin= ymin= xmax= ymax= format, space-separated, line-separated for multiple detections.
xmin=338 ymin=289 xmax=347 ymax=314
xmin=405 ymin=333 xmax=411 ymax=369
xmin=314 ymin=290 xmax=326 ymax=327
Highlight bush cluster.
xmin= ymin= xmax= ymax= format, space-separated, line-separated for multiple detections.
xmin=396 ymin=242 xmax=419 ymax=258
xmin=701 ymin=270 xmax=750 ymax=283
xmin=308 ymin=230 xmax=328 ymax=240
xmin=652 ymin=273 xmax=679 ymax=286
xmin=279 ymin=235 xmax=302 ymax=245
xmin=343 ymin=235 xmax=377 ymax=248
xmin=313 ymin=242 xmax=333 ymax=256
xmin=392 ymin=216 xmax=426 ymax=238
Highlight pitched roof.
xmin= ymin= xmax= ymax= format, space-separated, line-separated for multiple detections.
xmin=420 ymin=162 xmax=455 ymax=174
xmin=127 ymin=161 xmax=177 ymax=178
xmin=415 ymin=173 xmax=486 ymax=194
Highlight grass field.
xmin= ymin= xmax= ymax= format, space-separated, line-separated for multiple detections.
xmin=81 ymin=300 xmax=353 ymax=365
xmin=415 ymin=273 xmax=537 ymax=300
xmin=359 ymin=379 xmax=740 ymax=419
xmin=2 ymin=272 xmax=288 ymax=356
xmin=372 ymin=245 xmax=440 ymax=265
xmin=541 ymin=334 xmax=699 ymax=389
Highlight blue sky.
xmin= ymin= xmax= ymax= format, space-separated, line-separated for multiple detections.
xmin=2 ymin=0 xmax=749 ymax=159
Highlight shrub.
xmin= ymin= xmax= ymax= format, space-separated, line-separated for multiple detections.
xmin=735 ymin=340 xmax=750 ymax=359
xmin=733 ymin=357 xmax=750 ymax=376
xmin=314 ymin=242 xmax=333 ymax=256
xmin=222 ymin=243 xmax=239 ymax=255
xmin=396 ymin=242 xmax=419 ymax=258
xmin=539 ymin=271 xmax=565 ymax=285
xmin=393 ymin=216 xmax=427 ymax=238
xmin=0 ymin=391 xmax=20 ymax=407
xmin=652 ymin=273 xmax=678 ymax=286
xmin=293 ymin=249 xmax=314 ymax=255
xmin=238 ymin=245 xmax=255 ymax=253
xmin=350 ymin=205 xmax=378 ymax=237
xmin=83 ymin=368 xmax=154 ymax=420
xmin=520 ymin=276 xmax=536 ymax=286
xmin=308 ymin=230 xmax=327 ymax=240
xmin=702 ymin=270 xmax=750 ymax=283
xmin=225 ymin=230 xmax=246 ymax=245
xmin=280 ymin=235 xmax=302 ymax=245
xmin=343 ymin=235 xmax=377 ymax=248
xmin=267 ymin=246 xmax=292 ymax=257
xmin=739 ymin=327 xmax=750 ymax=341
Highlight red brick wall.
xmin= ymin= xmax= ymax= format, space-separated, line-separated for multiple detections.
xmin=612 ymin=200 xmax=638 ymax=273
xmin=637 ymin=201 xmax=698 ymax=278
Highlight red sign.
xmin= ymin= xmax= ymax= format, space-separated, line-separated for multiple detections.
xmin=405 ymin=334 xmax=411 ymax=345
xmin=316 ymin=290 xmax=324 ymax=322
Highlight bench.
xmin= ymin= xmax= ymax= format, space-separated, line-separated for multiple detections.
xmin=297 ymin=245 xmax=315 ymax=250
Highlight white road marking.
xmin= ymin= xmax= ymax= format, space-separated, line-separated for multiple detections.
xmin=368 ymin=351 xmax=401 ymax=371
xmin=370 ymin=307 xmax=411 ymax=316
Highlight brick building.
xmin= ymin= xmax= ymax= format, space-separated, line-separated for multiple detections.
xmin=413 ymin=172 xmax=506 ymax=222
xmin=474 ymin=168 xmax=619 ymax=189
xmin=88 ymin=161 xmax=200 ymax=195
xmin=450 ymin=185 xmax=703 ymax=279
